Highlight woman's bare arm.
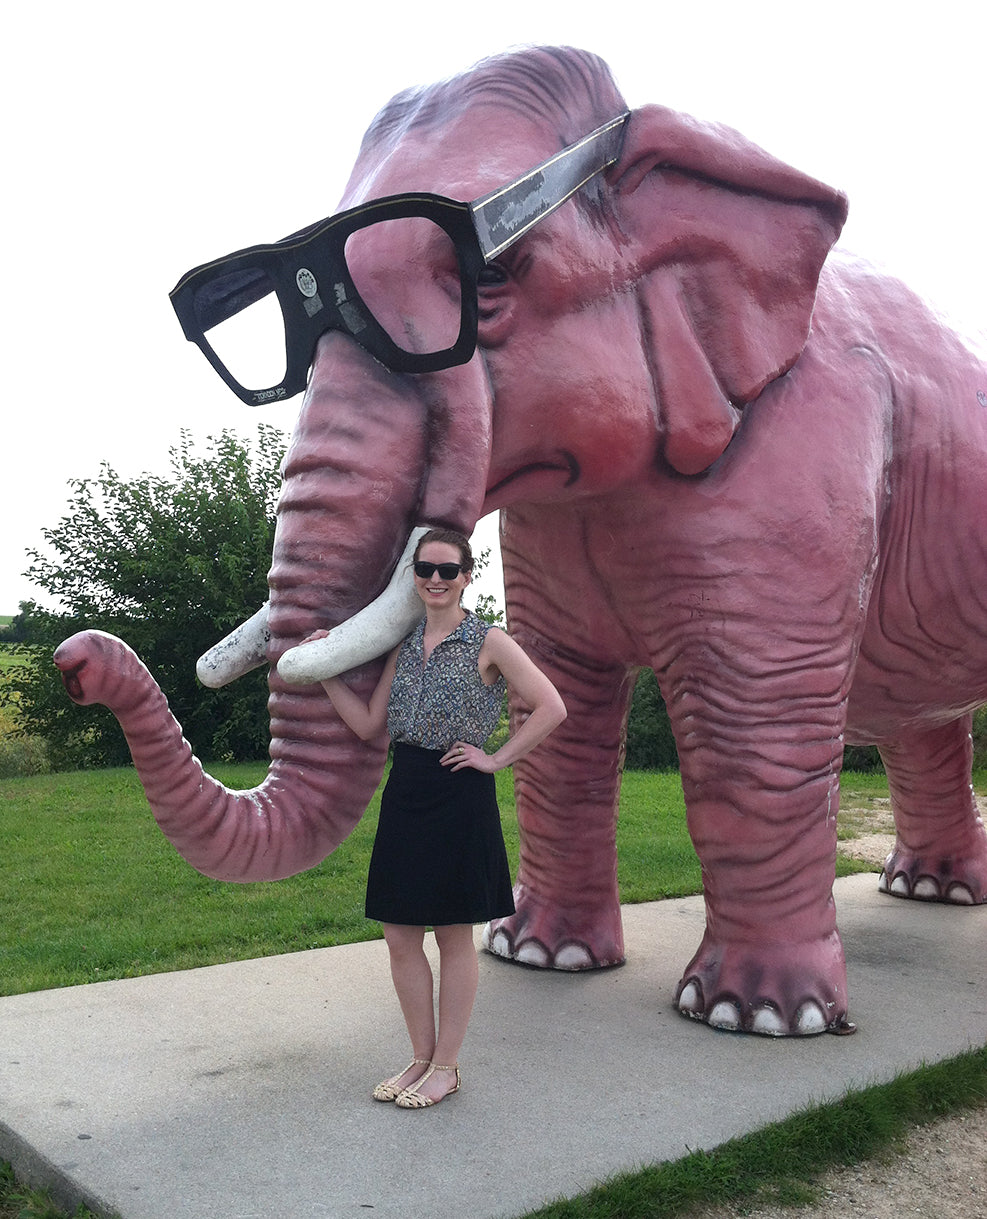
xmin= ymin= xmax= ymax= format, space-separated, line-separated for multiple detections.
xmin=445 ymin=628 xmax=566 ymax=772
xmin=301 ymin=631 xmax=400 ymax=741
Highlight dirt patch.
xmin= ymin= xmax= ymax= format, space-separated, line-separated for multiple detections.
xmin=837 ymin=792 xmax=987 ymax=868
xmin=836 ymin=793 xmax=895 ymax=869
xmin=693 ymin=1104 xmax=987 ymax=1218
xmin=839 ymin=832 xmax=896 ymax=867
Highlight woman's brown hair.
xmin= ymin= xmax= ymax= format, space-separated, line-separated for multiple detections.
xmin=413 ymin=528 xmax=474 ymax=573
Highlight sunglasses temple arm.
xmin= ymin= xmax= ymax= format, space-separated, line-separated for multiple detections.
xmin=469 ymin=112 xmax=629 ymax=262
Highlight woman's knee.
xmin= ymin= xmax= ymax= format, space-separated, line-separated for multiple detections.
xmin=383 ymin=923 xmax=427 ymax=960
xmin=433 ymin=923 xmax=476 ymax=954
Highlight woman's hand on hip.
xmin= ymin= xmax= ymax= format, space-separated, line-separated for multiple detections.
xmin=441 ymin=741 xmax=496 ymax=773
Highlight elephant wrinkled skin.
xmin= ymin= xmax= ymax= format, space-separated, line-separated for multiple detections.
xmin=56 ymin=46 xmax=987 ymax=1036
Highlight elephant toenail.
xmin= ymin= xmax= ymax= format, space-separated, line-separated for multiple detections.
xmin=912 ymin=876 xmax=941 ymax=900
xmin=751 ymin=1006 xmax=787 ymax=1036
xmin=794 ymin=1002 xmax=827 ymax=1035
xmin=676 ymin=980 xmax=703 ymax=1015
xmin=553 ymin=942 xmax=594 ymax=970
xmin=515 ymin=939 xmax=550 ymax=967
xmin=945 ymin=882 xmax=975 ymax=904
xmin=708 ymin=1001 xmax=741 ymax=1030
xmin=486 ymin=928 xmax=513 ymax=958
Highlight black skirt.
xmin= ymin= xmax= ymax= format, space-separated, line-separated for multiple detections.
xmin=365 ymin=743 xmax=516 ymax=926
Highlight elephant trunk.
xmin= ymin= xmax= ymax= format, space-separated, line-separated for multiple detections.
xmin=55 ymin=629 xmax=386 ymax=880
xmin=55 ymin=334 xmax=435 ymax=881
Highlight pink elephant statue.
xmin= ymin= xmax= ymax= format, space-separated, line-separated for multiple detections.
xmin=55 ymin=45 xmax=987 ymax=1037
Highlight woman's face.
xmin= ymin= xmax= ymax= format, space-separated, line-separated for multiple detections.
xmin=413 ymin=541 xmax=471 ymax=610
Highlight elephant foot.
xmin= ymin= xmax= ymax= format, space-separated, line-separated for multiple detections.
xmin=878 ymin=840 xmax=987 ymax=905
xmin=482 ymin=887 xmax=625 ymax=970
xmin=674 ymin=930 xmax=852 ymax=1036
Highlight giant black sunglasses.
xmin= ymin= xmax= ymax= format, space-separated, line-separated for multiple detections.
xmin=169 ymin=113 xmax=629 ymax=406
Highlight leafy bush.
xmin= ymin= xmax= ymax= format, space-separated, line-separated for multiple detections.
xmin=0 ymin=733 xmax=50 ymax=778
xmin=625 ymin=668 xmax=680 ymax=770
xmin=841 ymin=743 xmax=884 ymax=772
xmin=1 ymin=427 xmax=286 ymax=770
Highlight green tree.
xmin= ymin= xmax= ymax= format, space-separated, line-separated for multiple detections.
xmin=470 ymin=547 xmax=505 ymax=628
xmin=625 ymin=668 xmax=680 ymax=770
xmin=0 ymin=602 xmax=35 ymax=642
xmin=2 ymin=427 xmax=286 ymax=770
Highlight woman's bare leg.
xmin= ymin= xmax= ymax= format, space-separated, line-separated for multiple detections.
xmin=380 ymin=923 xmax=434 ymax=1090
xmin=413 ymin=923 xmax=477 ymax=1102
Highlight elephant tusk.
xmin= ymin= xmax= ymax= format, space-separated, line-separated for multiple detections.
xmin=196 ymin=602 xmax=271 ymax=689
xmin=277 ymin=526 xmax=429 ymax=684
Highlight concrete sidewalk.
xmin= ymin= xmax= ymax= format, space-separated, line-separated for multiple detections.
xmin=2 ymin=874 xmax=985 ymax=1219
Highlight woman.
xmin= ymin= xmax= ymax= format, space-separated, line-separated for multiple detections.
xmin=304 ymin=527 xmax=566 ymax=1109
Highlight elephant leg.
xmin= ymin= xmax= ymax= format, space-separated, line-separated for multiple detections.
xmin=664 ymin=350 xmax=896 ymax=1035
xmin=674 ymin=735 xmax=849 ymax=1035
xmin=484 ymin=651 xmax=632 ymax=970
xmin=878 ymin=716 xmax=987 ymax=904
xmin=664 ymin=613 xmax=857 ymax=1037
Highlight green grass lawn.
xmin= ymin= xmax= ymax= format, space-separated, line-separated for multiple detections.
xmin=1 ymin=762 xmax=382 ymax=993
xmin=1 ymin=763 xmax=889 ymax=996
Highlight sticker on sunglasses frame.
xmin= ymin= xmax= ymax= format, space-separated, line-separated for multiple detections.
xmin=295 ymin=268 xmax=318 ymax=297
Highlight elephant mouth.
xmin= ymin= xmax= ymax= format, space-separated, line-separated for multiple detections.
xmin=485 ymin=451 xmax=580 ymax=508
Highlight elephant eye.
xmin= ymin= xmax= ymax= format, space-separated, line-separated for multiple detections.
xmin=477 ymin=262 xmax=509 ymax=288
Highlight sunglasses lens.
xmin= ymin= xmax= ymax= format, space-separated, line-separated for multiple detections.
xmin=192 ymin=266 xmax=287 ymax=392
xmin=414 ymin=562 xmax=462 ymax=579
xmin=345 ymin=218 xmax=463 ymax=356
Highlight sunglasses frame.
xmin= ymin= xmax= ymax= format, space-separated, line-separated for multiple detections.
xmin=413 ymin=561 xmax=465 ymax=580
xmin=170 ymin=112 xmax=629 ymax=406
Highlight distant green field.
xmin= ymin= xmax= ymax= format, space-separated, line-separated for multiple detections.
xmin=0 ymin=643 xmax=27 ymax=675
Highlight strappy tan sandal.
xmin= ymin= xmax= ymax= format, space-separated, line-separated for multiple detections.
xmin=372 ymin=1057 xmax=431 ymax=1102
xmin=394 ymin=1061 xmax=461 ymax=1109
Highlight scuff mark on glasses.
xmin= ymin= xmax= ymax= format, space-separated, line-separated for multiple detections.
xmin=338 ymin=300 xmax=367 ymax=335
xmin=483 ymin=172 xmax=549 ymax=249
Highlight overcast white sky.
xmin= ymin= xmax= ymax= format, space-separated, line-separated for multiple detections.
xmin=3 ymin=0 xmax=984 ymax=618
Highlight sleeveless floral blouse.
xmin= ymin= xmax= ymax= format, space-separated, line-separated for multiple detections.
xmin=387 ymin=612 xmax=507 ymax=750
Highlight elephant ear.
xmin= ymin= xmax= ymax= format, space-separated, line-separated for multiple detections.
xmin=611 ymin=105 xmax=848 ymax=475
